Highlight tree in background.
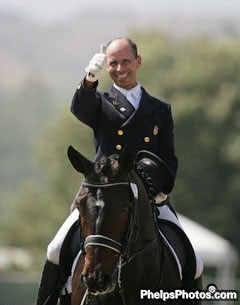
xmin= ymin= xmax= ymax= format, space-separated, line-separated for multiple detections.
xmin=2 ymin=108 xmax=94 ymax=266
xmin=2 ymin=32 xmax=240 ymax=267
xmin=134 ymin=32 xmax=240 ymax=254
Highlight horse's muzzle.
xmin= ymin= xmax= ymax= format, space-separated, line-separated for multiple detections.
xmin=81 ymin=271 xmax=116 ymax=295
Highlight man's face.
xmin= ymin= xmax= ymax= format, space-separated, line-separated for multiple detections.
xmin=106 ymin=39 xmax=141 ymax=90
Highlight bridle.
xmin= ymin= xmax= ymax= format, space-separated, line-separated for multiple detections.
xmin=79 ymin=178 xmax=138 ymax=305
xmin=81 ymin=180 xmax=137 ymax=256
xmin=79 ymin=177 xmax=157 ymax=305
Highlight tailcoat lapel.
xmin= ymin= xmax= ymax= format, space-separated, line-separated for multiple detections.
xmin=125 ymin=88 xmax=160 ymax=125
xmin=104 ymin=86 xmax=135 ymax=119
xmin=101 ymin=86 xmax=159 ymax=128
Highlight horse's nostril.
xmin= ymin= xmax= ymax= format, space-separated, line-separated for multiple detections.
xmin=80 ymin=273 xmax=84 ymax=284
xmin=85 ymin=275 xmax=98 ymax=291
xmin=99 ymin=273 xmax=111 ymax=287
xmin=98 ymin=272 xmax=108 ymax=288
xmin=82 ymin=272 xmax=112 ymax=292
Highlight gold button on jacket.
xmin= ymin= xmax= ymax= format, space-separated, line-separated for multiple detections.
xmin=117 ymin=130 xmax=124 ymax=135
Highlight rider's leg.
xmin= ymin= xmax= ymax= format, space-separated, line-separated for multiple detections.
xmin=155 ymin=199 xmax=203 ymax=280
xmin=36 ymin=208 xmax=79 ymax=305
xmin=47 ymin=208 xmax=79 ymax=265
xmin=36 ymin=260 xmax=61 ymax=305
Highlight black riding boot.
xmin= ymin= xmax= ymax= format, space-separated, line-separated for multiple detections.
xmin=36 ymin=260 xmax=63 ymax=305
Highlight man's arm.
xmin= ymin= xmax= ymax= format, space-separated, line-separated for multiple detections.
xmin=70 ymin=79 xmax=101 ymax=129
xmin=70 ymin=45 xmax=107 ymax=128
xmin=158 ymin=104 xmax=178 ymax=181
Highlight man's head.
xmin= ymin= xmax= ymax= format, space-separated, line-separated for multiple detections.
xmin=105 ymin=38 xmax=142 ymax=90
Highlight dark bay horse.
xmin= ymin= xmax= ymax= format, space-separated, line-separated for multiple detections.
xmin=66 ymin=145 xmax=188 ymax=305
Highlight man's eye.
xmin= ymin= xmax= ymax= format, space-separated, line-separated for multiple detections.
xmin=109 ymin=62 xmax=117 ymax=67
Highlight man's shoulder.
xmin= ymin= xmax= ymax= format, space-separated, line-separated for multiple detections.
xmin=141 ymin=87 xmax=171 ymax=109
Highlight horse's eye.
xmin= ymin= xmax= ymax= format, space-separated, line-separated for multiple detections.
xmin=75 ymin=194 xmax=86 ymax=206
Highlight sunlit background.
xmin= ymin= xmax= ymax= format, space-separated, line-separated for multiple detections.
xmin=0 ymin=1 xmax=239 ymax=304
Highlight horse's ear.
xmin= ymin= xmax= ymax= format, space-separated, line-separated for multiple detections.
xmin=67 ymin=145 xmax=93 ymax=175
xmin=118 ymin=146 xmax=135 ymax=173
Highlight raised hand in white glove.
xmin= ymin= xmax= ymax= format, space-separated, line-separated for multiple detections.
xmin=85 ymin=44 xmax=107 ymax=82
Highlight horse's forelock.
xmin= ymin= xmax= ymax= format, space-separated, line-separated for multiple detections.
xmin=94 ymin=155 xmax=123 ymax=180
xmin=95 ymin=156 xmax=111 ymax=175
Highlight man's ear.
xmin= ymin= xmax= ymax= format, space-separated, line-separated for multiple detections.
xmin=136 ymin=55 xmax=142 ymax=68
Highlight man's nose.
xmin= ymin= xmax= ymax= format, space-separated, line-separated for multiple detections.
xmin=116 ymin=63 xmax=123 ymax=71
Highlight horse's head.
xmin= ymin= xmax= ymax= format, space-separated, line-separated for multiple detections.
xmin=67 ymin=145 xmax=136 ymax=295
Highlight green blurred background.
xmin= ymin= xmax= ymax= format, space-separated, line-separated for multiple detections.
xmin=0 ymin=1 xmax=239 ymax=304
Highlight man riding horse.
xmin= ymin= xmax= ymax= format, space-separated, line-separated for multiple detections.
xmin=36 ymin=37 xmax=203 ymax=305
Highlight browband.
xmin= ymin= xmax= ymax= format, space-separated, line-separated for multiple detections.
xmin=82 ymin=181 xmax=129 ymax=188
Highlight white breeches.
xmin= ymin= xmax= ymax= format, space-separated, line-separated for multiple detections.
xmin=47 ymin=208 xmax=79 ymax=265
xmin=47 ymin=204 xmax=203 ymax=279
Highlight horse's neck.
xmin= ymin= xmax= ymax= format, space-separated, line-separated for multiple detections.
xmin=129 ymin=171 xmax=157 ymax=243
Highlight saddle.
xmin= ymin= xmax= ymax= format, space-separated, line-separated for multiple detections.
xmin=157 ymin=218 xmax=196 ymax=290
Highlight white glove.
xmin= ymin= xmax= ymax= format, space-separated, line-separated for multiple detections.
xmin=85 ymin=44 xmax=107 ymax=82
